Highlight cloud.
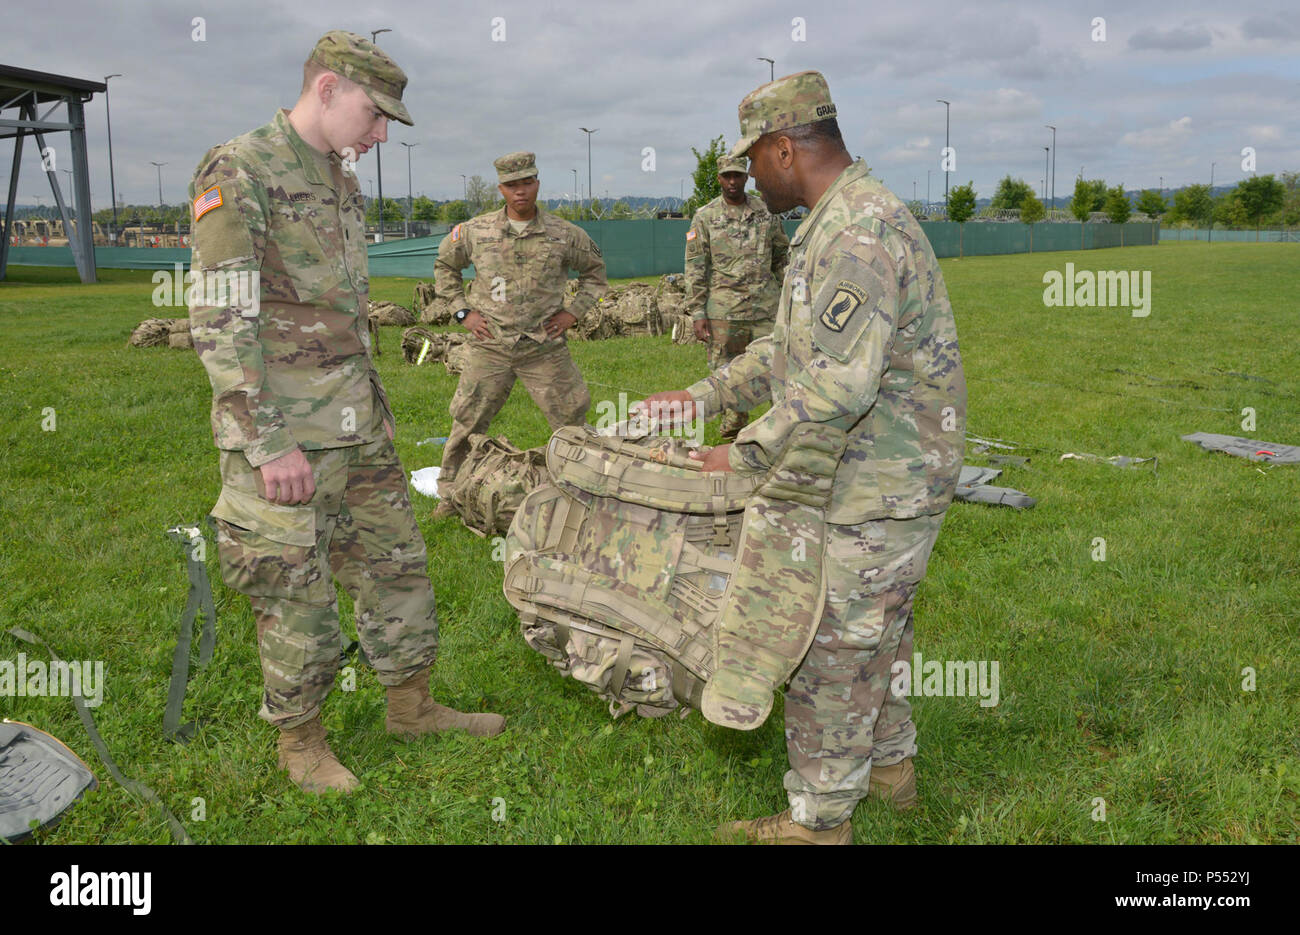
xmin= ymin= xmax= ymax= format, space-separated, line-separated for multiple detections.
xmin=1128 ymin=25 xmax=1213 ymax=50
xmin=1120 ymin=116 xmax=1195 ymax=148
xmin=1241 ymin=15 xmax=1299 ymax=41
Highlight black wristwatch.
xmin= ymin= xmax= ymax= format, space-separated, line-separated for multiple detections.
xmin=455 ymin=308 xmax=471 ymax=324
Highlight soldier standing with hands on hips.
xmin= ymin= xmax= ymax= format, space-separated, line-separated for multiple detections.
xmin=432 ymin=152 xmax=607 ymax=517
xmin=639 ymin=71 xmax=966 ymax=844
xmin=188 ymin=30 xmax=504 ymax=795
xmin=684 ymin=153 xmax=790 ymax=438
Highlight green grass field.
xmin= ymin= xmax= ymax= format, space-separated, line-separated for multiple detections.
xmin=1 ymin=242 xmax=1297 ymax=844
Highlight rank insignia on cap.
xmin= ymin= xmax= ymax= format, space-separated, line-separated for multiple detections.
xmin=686 ymin=229 xmax=697 ymax=241
xmin=193 ymin=185 xmax=223 ymax=221
xmin=819 ymin=280 xmax=868 ymax=332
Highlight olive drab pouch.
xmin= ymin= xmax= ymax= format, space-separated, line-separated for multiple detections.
xmin=449 ymin=434 xmax=549 ymax=537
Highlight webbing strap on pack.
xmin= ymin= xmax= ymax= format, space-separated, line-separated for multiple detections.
xmin=608 ymin=633 xmax=636 ymax=699
xmin=163 ymin=520 xmax=218 ymax=743
xmin=5 ymin=627 xmax=193 ymax=845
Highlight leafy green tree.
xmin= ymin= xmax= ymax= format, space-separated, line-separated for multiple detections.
xmin=1135 ymin=189 xmax=1167 ymax=219
xmin=1104 ymin=184 xmax=1131 ymax=224
xmin=366 ymin=197 xmax=404 ymax=225
xmin=990 ymin=175 xmax=1034 ymax=211
xmin=1212 ymin=191 xmax=1248 ymax=228
xmin=1233 ymin=175 xmax=1286 ymax=237
xmin=1020 ymin=191 xmax=1044 ymax=252
xmin=1282 ymin=172 xmax=1300 ymax=227
xmin=1020 ymin=191 xmax=1044 ymax=224
xmin=1083 ymin=178 xmax=1108 ymax=211
xmin=411 ymin=196 xmax=439 ymax=222
xmin=438 ymin=200 xmax=470 ymax=224
xmin=1069 ymin=178 xmax=1093 ymax=223
xmin=466 ymin=174 xmax=495 ymax=215
xmin=607 ymin=200 xmax=634 ymax=219
xmin=684 ymin=135 xmax=726 ymax=217
xmin=947 ymin=181 xmax=976 ymax=257
xmin=1171 ymin=184 xmax=1213 ymax=227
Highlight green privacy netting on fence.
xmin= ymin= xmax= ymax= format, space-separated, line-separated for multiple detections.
xmin=6 ymin=219 xmax=1163 ymax=281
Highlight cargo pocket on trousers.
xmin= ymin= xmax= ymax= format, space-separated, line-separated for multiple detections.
xmin=211 ymin=486 xmax=330 ymax=603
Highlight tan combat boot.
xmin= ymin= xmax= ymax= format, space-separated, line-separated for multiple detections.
xmin=431 ymin=500 xmax=457 ymax=519
xmin=385 ymin=669 xmax=506 ymax=739
xmin=277 ymin=717 xmax=360 ymax=794
xmin=868 ymin=758 xmax=917 ymax=810
xmin=715 ymin=809 xmax=853 ymax=845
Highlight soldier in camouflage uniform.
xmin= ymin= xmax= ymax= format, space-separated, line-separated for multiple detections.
xmin=188 ymin=31 xmax=504 ymax=795
xmin=641 ymin=71 xmax=966 ymax=844
xmin=684 ymin=154 xmax=790 ymax=438
xmin=432 ymin=152 xmax=607 ymax=516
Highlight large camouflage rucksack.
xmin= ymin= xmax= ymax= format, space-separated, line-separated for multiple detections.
xmin=503 ymin=420 xmax=845 ymax=726
xmin=448 ymin=434 xmax=549 ymax=536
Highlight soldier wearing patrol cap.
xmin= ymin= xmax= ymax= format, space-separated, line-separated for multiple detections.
xmin=641 ymin=71 xmax=966 ymax=843
xmin=684 ymin=153 xmax=789 ymax=438
xmin=187 ymin=30 xmax=505 ymax=795
xmin=431 ymin=151 xmax=607 ymax=514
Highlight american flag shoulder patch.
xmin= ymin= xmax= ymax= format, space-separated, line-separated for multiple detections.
xmin=193 ymin=185 xmax=223 ymax=221
xmin=685 ymin=229 xmax=697 ymax=241
xmin=451 ymin=223 xmax=462 ymax=241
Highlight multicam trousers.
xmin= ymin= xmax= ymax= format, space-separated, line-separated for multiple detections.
xmin=438 ymin=337 xmax=590 ymax=499
xmin=706 ymin=318 xmax=773 ymax=437
xmin=211 ymin=436 xmax=439 ymax=728
xmin=783 ymin=512 xmax=947 ymax=830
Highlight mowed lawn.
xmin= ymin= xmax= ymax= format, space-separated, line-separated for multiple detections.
xmin=0 ymin=241 xmax=1297 ymax=844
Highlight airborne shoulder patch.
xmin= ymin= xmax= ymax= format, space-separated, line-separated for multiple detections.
xmin=818 ymin=280 xmax=867 ymax=332
xmin=811 ymin=267 xmax=882 ymax=362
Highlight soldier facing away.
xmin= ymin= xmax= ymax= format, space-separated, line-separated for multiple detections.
xmin=684 ymin=154 xmax=790 ymax=438
xmin=188 ymin=30 xmax=504 ymax=794
xmin=431 ymin=152 xmax=607 ymax=516
xmin=640 ymin=71 xmax=966 ymax=844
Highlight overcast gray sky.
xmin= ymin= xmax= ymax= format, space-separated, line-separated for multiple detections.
xmin=3 ymin=0 xmax=1297 ymax=210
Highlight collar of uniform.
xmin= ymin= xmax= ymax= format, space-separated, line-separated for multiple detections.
xmin=496 ymin=205 xmax=546 ymax=235
xmin=274 ymin=108 xmax=334 ymax=188
xmin=790 ymin=159 xmax=870 ymax=247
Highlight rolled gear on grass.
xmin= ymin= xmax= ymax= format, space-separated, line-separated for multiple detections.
xmin=368 ymin=300 xmax=416 ymax=327
xmin=400 ymin=326 xmax=467 ymax=365
xmin=129 ymin=317 xmax=185 ymax=348
xmin=413 ymin=281 xmax=455 ymax=325
xmin=168 ymin=330 xmax=195 ymax=349
xmin=607 ymin=282 xmax=665 ymax=337
xmin=447 ymin=433 xmax=549 ymax=536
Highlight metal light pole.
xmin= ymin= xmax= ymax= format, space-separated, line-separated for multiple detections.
xmin=400 ymin=141 xmax=418 ymax=238
xmin=571 ymin=169 xmax=578 ymax=207
xmin=1044 ymin=147 xmax=1050 ymax=201
xmin=460 ymin=173 xmax=466 ymax=208
xmin=104 ymin=74 xmax=121 ymax=244
xmin=579 ymin=127 xmax=597 ymax=219
xmin=370 ymin=28 xmax=392 ymax=242
xmin=1045 ymin=125 xmax=1056 ymax=213
xmin=927 ymin=169 xmax=931 ymax=211
xmin=758 ymin=57 xmax=774 ymax=82
xmin=150 ymin=162 xmax=166 ymax=206
xmin=937 ymin=100 xmax=950 ymax=210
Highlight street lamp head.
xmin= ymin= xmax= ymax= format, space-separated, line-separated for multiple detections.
xmin=105 ymin=73 xmax=122 ymax=81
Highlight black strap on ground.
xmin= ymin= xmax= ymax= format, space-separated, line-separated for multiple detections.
xmin=163 ymin=519 xmax=219 ymax=743
xmin=5 ymin=626 xmax=193 ymax=845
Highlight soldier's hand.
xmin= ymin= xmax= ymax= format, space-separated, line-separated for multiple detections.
xmin=692 ymin=319 xmax=711 ymax=341
xmin=633 ymin=390 xmax=697 ymax=427
xmin=464 ymin=310 xmax=493 ymax=341
xmin=689 ymin=443 xmax=733 ymax=472
xmin=258 ymin=447 xmax=316 ymax=505
xmin=545 ymin=310 xmax=577 ymax=340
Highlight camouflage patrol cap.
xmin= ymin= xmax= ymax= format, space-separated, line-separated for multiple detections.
xmin=730 ymin=70 xmax=837 ymax=158
xmin=717 ymin=155 xmax=748 ymax=175
xmin=310 ymin=30 xmax=413 ymax=127
xmin=494 ymin=151 xmax=538 ymax=182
